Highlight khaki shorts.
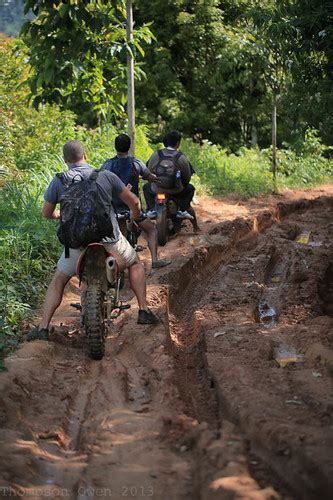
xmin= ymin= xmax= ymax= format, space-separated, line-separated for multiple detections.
xmin=57 ymin=233 xmax=138 ymax=277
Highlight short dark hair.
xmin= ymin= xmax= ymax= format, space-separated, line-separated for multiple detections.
xmin=163 ymin=130 xmax=182 ymax=148
xmin=115 ymin=133 xmax=131 ymax=153
xmin=63 ymin=140 xmax=85 ymax=163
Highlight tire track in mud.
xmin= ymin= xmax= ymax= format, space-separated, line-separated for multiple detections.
xmin=164 ymin=195 xmax=333 ymax=499
xmin=0 ymin=195 xmax=332 ymax=499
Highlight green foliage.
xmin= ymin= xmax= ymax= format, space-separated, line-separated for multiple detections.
xmin=277 ymin=129 xmax=333 ymax=187
xmin=21 ymin=0 xmax=154 ymax=126
xmin=181 ymin=139 xmax=274 ymax=197
xmin=0 ymin=167 xmax=61 ymax=360
xmin=134 ymin=0 xmax=333 ymax=150
xmin=181 ymin=134 xmax=332 ymax=197
xmin=1 ymin=1 xmax=333 ymax=150
xmin=0 ymin=36 xmax=77 ymax=174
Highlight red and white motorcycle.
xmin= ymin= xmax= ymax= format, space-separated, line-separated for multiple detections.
xmin=75 ymin=243 xmax=130 ymax=360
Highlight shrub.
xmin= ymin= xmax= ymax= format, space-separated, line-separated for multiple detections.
xmin=278 ymin=129 xmax=333 ymax=187
xmin=181 ymin=139 xmax=274 ymax=197
xmin=0 ymin=170 xmax=61 ymax=366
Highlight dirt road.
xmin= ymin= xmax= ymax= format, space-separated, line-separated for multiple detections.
xmin=0 ymin=186 xmax=332 ymax=499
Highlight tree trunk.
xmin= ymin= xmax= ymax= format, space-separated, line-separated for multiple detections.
xmin=126 ymin=0 xmax=135 ymax=155
xmin=251 ymin=124 xmax=258 ymax=149
xmin=272 ymin=92 xmax=277 ymax=182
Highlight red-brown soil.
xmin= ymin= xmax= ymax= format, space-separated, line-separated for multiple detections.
xmin=0 ymin=185 xmax=332 ymax=500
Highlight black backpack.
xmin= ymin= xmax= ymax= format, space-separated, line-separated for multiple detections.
xmin=57 ymin=170 xmax=114 ymax=257
xmin=153 ymin=150 xmax=183 ymax=189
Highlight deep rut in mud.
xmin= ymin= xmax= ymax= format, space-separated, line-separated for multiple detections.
xmin=0 ymin=195 xmax=332 ymax=499
xmin=165 ymin=196 xmax=333 ymax=499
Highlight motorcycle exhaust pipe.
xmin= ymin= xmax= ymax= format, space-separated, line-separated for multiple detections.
xmin=106 ymin=256 xmax=117 ymax=284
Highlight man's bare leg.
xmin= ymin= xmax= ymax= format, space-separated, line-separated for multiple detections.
xmin=188 ymin=207 xmax=200 ymax=232
xmin=27 ymin=270 xmax=71 ymax=340
xmin=128 ymin=261 xmax=147 ymax=310
xmin=128 ymin=261 xmax=159 ymax=324
xmin=139 ymin=219 xmax=158 ymax=261
xmin=139 ymin=219 xmax=171 ymax=269
xmin=40 ymin=270 xmax=71 ymax=329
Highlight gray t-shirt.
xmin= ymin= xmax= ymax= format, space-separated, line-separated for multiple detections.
xmin=44 ymin=163 xmax=125 ymax=243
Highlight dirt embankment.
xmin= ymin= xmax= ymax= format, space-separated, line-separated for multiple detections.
xmin=0 ymin=186 xmax=332 ymax=500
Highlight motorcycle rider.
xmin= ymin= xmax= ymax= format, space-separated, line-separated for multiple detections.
xmin=143 ymin=130 xmax=200 ymax=231
xmin=102 ymin=133 xmax=170 ymax=269
xmin=27 ymin=140 xmax=159 ymax=341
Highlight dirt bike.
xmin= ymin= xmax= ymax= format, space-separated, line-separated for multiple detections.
xmin=72 ymin=212 xmax=144 ymax=360
xmin=153 ymin=193 xmax=194 ymax=246
xmin=116 ymin=210 xmax=142 ymax=251
xmin=75 ymin=243 xmax=130 ymax=360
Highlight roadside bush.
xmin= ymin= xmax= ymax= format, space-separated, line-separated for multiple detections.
xmin=278 ymin=129 xmax=333 ymax=187
xmin=181 ymin=139 xmax=274 ymax=197
xmin=0 ymin=168 xmax=61 ymax=364
xmin=0 ymin=36 xmax=77 ymax=174
xmin=181 ymin=134 xmax=332 ymax=197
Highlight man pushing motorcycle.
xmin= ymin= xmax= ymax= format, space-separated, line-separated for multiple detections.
xmin=27 ymin=140 xmax=159 ymax=342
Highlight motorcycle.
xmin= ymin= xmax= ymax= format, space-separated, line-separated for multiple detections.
xmin=70 ymin=212 xmax=143 ymax=360
xmin=153 ymin=193 xmax=194 ymax=246
xmin=75 ymin=243 xmax=130 ymax=360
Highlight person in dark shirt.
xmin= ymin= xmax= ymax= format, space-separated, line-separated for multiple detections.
xmin=27 ymin=140 xmax=159 ymax=341
xmin=102 ymin=134 xmax=170 ymax=269
xmin=143 ymin=130 xmax=200 ymax=231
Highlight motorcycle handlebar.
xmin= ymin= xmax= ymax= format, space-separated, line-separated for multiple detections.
xmin=116 ymin=211 xmax=146 ymax=223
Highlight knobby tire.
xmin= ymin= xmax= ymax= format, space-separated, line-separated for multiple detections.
xmin=85 ymin=285 xmax=105 ymax=360
xmin=156 ymin=206 xmax=168 ymax=246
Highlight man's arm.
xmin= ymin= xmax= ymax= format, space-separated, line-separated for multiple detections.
xmin=134 ymin=158 xmax=157 ymax=183
xmin=179 ymin=155 xmax=192 ymax=186
xmin=118 ymin=187 xmax=141 ymax=220
xmin=42 ymin=201 xmax=60 ymax=220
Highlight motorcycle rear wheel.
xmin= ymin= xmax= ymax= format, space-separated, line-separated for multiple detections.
xmin=156 ymin=205 xmax=168 ymax=246
xmin=84 ymin=285 xmax=105 ymax=360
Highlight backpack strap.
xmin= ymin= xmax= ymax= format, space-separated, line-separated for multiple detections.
xmin=103 ymin=157 xmax=117 ymax=172
xmin=130 ymin=158 xmax=140 ymax=179
xmin=56 ymin=172 xmax=85 ymax=187
xmin=174 ymin=152 xmax=183 ymax=165
xmin=89 ymin=169 xmax=100 ymax=181
xmin=157 ymin=149 xmax=183 ymax=165
xmin=56 ymin=172 xmax=67 ymax=185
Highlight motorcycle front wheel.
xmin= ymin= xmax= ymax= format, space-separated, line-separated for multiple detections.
xmin=84 ymin=285 xmax=106 ymax=360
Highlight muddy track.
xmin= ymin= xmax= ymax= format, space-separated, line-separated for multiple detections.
xmin=0 ymin=195 xmax=332 ymax=499
xmin=164 ymin=196 xmax=333 ymax=499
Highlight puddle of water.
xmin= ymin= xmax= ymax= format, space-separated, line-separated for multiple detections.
xmin=189 ymin=236 xmax=207 ymax=246
xmin=189 ymin=234 xmax=228 ymax=246
xmin=295 ymin=230 xmax=311 ymax=245
xmin=255 ymin=300 xmax=278 ymax=329
xmin=274 ymin=345 xmax=304 ymax=367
